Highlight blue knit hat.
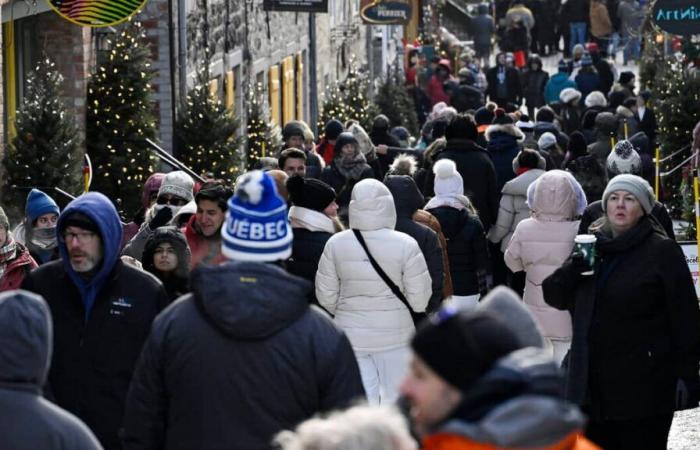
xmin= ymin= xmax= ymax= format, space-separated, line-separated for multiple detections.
xmin=222 ymin=171 xmax=292 ymax=262
xmin=25 ymin=189 xmax=60 ymax=223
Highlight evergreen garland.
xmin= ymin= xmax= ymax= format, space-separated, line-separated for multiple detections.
xmin=175 ymin=68 xmax=243 ymax=183
xmin=86 ymin=21 xmax=158 ymax=218
xmin=2 ymin=57 xmax=82 ymax=220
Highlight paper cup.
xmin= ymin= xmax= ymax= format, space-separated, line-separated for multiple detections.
xmin=574 ymin=234 xmax=597 ymax=276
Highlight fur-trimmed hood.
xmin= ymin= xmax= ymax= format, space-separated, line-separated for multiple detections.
xmin=485 ymin=124 xmax=525 ymax=143
xmin=616 ymin=105 xmax=635 ymax=119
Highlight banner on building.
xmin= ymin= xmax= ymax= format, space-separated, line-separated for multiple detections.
xmin=652 ymin=0 xmax=700 ymax=36
xmin=360 ymin=0 xmax=412 ymax=25
xmin=680 ymin=242 xmax=700 ymax=298
xmin=46 ymin=0 xmax=147 ymax=27
xmin=263 ymin=0 xmax=328 ymax=13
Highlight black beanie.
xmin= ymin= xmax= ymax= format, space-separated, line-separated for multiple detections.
xmin=61 ymin=212 xmax=100 ymax=235
xmin=474 ymin=107 xmax=495 ymax=126
xmin=411 ymin=309 xmax=521 ymax=391
xmin=324 ymin=119 xmax=344 ymax=140
xmin=282 ymin=122 xmax=305 ymax=141
xmin=619 ymin=71 xmax=635 ymax=85
xmin=286 ymin=175 xmax=336 ymax=212
xmin=492 ymin=108 xmax=514 ymax=125
xmin=445 ymin=115 xmax=478 ymax=141
xmin=535 ymin=107 xmax=555 ymax=123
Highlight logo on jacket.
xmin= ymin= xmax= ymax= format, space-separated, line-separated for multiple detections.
xmin=110 ymin=297 xmax=133 ymax=316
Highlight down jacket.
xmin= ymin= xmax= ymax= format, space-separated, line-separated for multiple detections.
xmin=316 ymin=179 xmax=432 ymax=352
xmin=504 ymin=171 xmax=585 ymax=340
xmin=488 ymin=168 xmax=545 ymax=252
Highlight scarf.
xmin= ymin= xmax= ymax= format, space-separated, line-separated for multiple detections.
xmin=29 ymin=226 xmax=58 ymax=251
xmin=0 ymin=238 xmax=18 ymax=278
xmin=335 ymin=151 xmax=368 ymax=181
xmin=425 ymin=194 xmax=473 ymax=211
xmin=289 ymin=206 xmax=335 ymax=234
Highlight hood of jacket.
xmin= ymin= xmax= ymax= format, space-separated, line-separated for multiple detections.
xmin=0 ymin=290 xmax=51 ymax=389
xmin=384 ymin=175 xmax=425 ymax=218
xmin=533 ymin=121 xmax=560 ymax=139
xmin=527 ymin=170 xmax=586 ymax=221
xmin=616 ymin=105 xmax=635 ymax=119
xmin=629 ymin=131 xmax=651 ymax=156
xmin=191 ymin=261 xmax=310 ymax=340
xmin=485 ymin=124 xmax=525 ymax=144
xmin=436 ymin=347 xmax=586 ymax=448
xmin=502 ymin=168 xmax=545 ymax=196
xmin=549 ymin=72 xmax=574 ymax=90
xmin=142 ymin=226 xmax=192 ymax=278
xmin=349 ymin=179 xmax=397 ymax=231
xmin=57 ymin=192 xmax=123 ymax=318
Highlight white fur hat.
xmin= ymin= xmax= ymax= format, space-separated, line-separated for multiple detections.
xmin=560 ymin=88 xmax=582 ymax=104
xmin=585 ymin=91 xmax=608 ymax=108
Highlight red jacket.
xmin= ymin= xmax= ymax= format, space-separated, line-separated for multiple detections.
xmin=183 ymin=215 xmax=227 ymax=269
xmin=0 ymin=244 xmax=38 ymax=292
xmin=316 ymin=139 xmax=336 ymax=165
xmin=426 ymin=74 xmax=451 ymax=107
xmin=423 ymin=431 xmax=599 ymax=450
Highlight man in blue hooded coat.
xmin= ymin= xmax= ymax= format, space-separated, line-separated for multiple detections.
xmin=22 ymin=192 xmax=168 ymax=450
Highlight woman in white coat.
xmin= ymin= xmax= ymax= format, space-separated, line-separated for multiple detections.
xmin=316 ymin=179 xmax=432 ymax=405
xmin=504 ymin=170 xmax=587 ymax=364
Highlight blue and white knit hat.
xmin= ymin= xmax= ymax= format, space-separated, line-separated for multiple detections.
xmin=222 ymin=170 xmax=292 ymax=262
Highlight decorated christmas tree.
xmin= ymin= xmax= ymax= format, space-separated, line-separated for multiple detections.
xmin=374 ymin=63 xmax=419 ymax=136
xmin=86 ymin=21 xmax=157 ymax=218
xmin=175 ymin=68 xmax=243 ymax=183
xmin=246 ymin=82 xmax=282 ymax=169
xmin=319 ymin=58 xmax=378 ymax=132
xmin=2 ymin=57 xmax=82 ymax=220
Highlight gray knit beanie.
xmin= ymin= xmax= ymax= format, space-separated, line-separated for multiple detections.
xmin=602 ymin=174 xmax=655 ymax=214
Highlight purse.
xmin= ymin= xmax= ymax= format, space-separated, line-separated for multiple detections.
xmin=352 ymin=229 xmax=426 ymax=325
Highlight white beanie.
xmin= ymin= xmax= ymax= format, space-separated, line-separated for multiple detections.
xmin=585 ymin=91 xmax=608 ymax=108
xmin=538 ymin=132 xmax=557 ymax=150
xmin=560 ymin=88 xmax=582 ymax=104
xmin=158 ymin=171 xmax=195 ymax=202
xmin=433 ymin=159 xmax=463 ymax=196
xmin=607 ymin=140 xmax=641 ymax=176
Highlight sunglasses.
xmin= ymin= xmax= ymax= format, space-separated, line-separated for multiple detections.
xmin=156 ymin=196 xmax=188 ymax=207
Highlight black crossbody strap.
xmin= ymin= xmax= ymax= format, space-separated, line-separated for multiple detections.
xmin=352 ymin=229 xmax=413 ymax=312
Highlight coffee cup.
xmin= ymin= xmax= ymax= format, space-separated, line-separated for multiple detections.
xmin=574 ymin=234 xmax=597 ymax=276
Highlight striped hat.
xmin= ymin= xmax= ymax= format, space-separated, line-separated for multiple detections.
xmin=222 ymin=170 xmax=292 ymax=262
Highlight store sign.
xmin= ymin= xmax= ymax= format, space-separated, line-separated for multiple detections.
xmin=47 ymin=0 xmax=148 ymax=27
xmin=680 ymin=242 xmax=700 ymax=298
xmin=360 ymin=0 xmax=412 ymax=25
xmin=263 ymin=0 xmax=328 ymax=13
xmin=652 ymin=0 xmax=700 ymax=36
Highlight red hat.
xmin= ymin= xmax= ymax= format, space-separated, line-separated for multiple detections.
xmin=438 ymin=59 xmax=452 ymax=69
xmin=586 ymin=42 xmax=599 ymax=54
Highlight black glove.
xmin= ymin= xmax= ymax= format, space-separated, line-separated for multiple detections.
xmin=676 ymin=378 xmax=700 ymax=411
xmin=569 ymin=250 xmax=591 ymax=277
xmin=148 ymin=206 xmax=173 ymax=230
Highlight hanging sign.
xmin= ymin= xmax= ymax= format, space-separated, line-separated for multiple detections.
xmin=47 ymin=0 xmax=147 ymax=27
xmin=680 ymin=241 xmax=700 ymax=299
xmin=262 ymin=0 xmax=328 ymax=13
xmin=360 ymin=0 xmax=412 ymax=25
xmin=652 ymin=0 xmax=700 ymax=36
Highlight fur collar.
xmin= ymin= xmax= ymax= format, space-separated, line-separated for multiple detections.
xmin=616 ymin=105 xmax=634 ymax=118
xmin=288 ymin=206 xmax=335 ymax=234
xmin=485 ymin=124 xmax=525 ymax=142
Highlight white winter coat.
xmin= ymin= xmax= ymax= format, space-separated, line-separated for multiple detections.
xmin=316 ymin=179 xmax=432 ymax=352
xmin=488 ymin=168 xmax=545 ymax=252
xmin=504 ymin=170 xmax=586 ymax=340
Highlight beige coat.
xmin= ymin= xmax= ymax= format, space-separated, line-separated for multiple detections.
xmin=504 ymin=171 xmax=583 ymax=340
xmin=590 ymin=0 xmax=613 ymax=38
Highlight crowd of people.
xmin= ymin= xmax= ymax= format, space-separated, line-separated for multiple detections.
xmin=1 ymin=2 xmax=700 ymax=448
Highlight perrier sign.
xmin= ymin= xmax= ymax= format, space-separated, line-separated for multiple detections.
xmin=360 ymin=0 xmax=412 ymax=25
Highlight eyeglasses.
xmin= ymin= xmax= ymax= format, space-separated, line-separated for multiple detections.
xmin=156 ymin=196 xmax=188 ymax=207
xmin=61 ymin=231 xmax=97 ymax=244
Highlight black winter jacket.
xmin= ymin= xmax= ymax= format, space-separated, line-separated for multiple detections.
xmin=427 ymin=206 xmax=490 ymax=296
xmin=288 ymin=227 xmax=333 ymax=304
xmin=427 ymin=139 xmax=500 ymax=230
xmin=451 ymin=82 xmax=485 ymax=113
xmin=385 ymin=176 xmax=444 ymax=312
xmin=0 ymin=290 xmax=103 ymax=450
xmin=122 ymin=261 xmax=365 ymax=450
xmin=543 ymin=217 xmax=700 ymax=420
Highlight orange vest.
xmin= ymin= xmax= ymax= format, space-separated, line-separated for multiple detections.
xmin=422 ymin=431 xmax=600 ymax=450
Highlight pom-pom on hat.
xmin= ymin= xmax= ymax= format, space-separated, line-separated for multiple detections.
xmin=286 ymin=175 xmax=336 ymax=212
xmin=222 ymin=171 xmax=292 ymax=262
xmin=25 ymin=189 xmax=60 ymax=223
xmin=433 ymin=159 xmax=464 ymax=196
xmin=492 ymin=108 xmax=514 ymax=125
xmin=158 ymin=171 xmax=195 ymax=202
xmin=602 ymin=174 xmax=655 ymax=214
xmin=607 ymin=140 xmax=641 ymax=176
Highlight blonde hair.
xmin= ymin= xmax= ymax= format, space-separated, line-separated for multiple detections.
xmin=275 ymin=405 xmax=416 ymax=450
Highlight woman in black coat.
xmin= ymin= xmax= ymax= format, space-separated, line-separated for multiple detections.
xmin=141 ymin=226 xmax=191 ymax=302
xmin=543 ymin=174 xmax=700 ymax=450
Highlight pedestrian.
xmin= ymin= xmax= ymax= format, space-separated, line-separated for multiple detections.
xmin=521 ymin=54 xmax=549 ymax=118
xmin=611 ymin=70 xmax=636 ymax=99
xmin=0 ymin=290 xmax=103 ymax=450
xmin=278 ymin=148 xmax=307 ymax=178
xmin=399 ymin=287 xmax=597 ymax=449
xmin=505 ymin=170 xmax=587 ymax=364
xmin=449 ymin=69 xmax=484 ymax=113
xmin=617 ymin=0 xmax=642 ymax=64
xmin=545 ymin=60 xmax=578 ymax=105
xmin=11 ymin=189 xmax=60 ymax=265
xmin=369 ymin=114 xmax=402 ymax=175
xmin=474 ymin=103 xmax=496 ymax=148
xmin=543 ymin=174 xmax=700 ymax=449
xmin=286 ymin=175 xmax=341 ymax=304
xmin=635 ymin=91 xmax=657 ymax=150
xmin=141 ymin=226 xmax=191 ymax=302
xmin=184 ymin=180 xmax=234 ymax=268
xmin=426 ymin=159 xmax=490 ymax=308
xmin=275 ymin=405 xmax=416 ymax=450
xmin=348 ymin=121 xmax=386 ymax=180
xmin=0 ymin=206 xmax=37 ymax=292
xmin=487 ymin=109 xmax=526 ymax=192
xmin=122 ymin=170 xmax=195 ymax=260
xmin=316 ymin=119 xmax=344 ymax=165
xmin=553 ymin=87 xmax=583 ymax=134
xmin=385 ymin=175 xmax=445 ymax=315
xmin=121 ymin=173 xmax=164 ymax=249
xmin=425 ymin=59 xmax=453 ymax=107
xmin=21 ymin=192 xmax=168 ymax=450
xmin=320 ymin=132 xmax=375 ymax=225
xmin=588 ymin=43 xmax=615 ymax=94
xmin=503 ymin=16 xmax=530 ymax=68
xmin=564 ymin=130 xmax=591 ymax=168
xmin=470 ymin=3 xmax=496 ymax=68
xmin=122 ymin=170 xmax=365 ymax=450
xmin=590 ymin=0 xmax=613 ymax=54
xmin=562 ymin=0 xmax=590 ymax=54
xmin=426 ymin=114 xmax=499 ymax=230
xmin=316 ymin=178 xmax=431 ymax=405
xmin=267 ymin=169 xmax=290 ymax=202
xmin=587 ymin=111 xmax=619 ymax=170
xmin=283 ymin=121 xmax=324 ymax=179
xmin=538 ymin=131 xmax=566 ymax=169
xmin=575 ymin=54 xmax=602 ymax=106
xmin=516 ymin=114 xmax=540 ymax=151
xmin=486 ymin=53 xmax=522 ymax=108
xmin=578 ymin=140 xmax=674 ymax=238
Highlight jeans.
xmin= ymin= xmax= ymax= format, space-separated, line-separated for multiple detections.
xmin=569 ymin=22 xmax=587 ymax=53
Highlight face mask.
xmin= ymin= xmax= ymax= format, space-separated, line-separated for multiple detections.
xmin=31 ymin=226 xmax=57 ymax=250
